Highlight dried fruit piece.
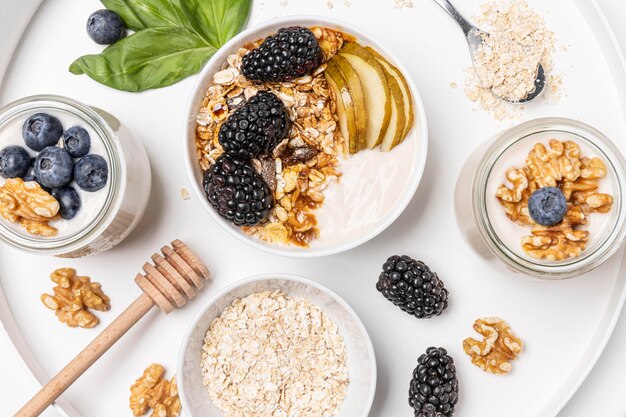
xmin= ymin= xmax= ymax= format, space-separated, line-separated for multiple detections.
xmin=463 ymin=317 xmax=523 ymax=375
xmin=129 ymin=364 xmax=181 ymax=417
xmin=40 ymin=268 xmax=110 ymax=328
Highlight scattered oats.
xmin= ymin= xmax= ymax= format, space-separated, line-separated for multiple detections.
xmin=449 ymin=82 xmax=458 ymax=89
xmin=180 ymin=188 xmax=191 ymax=200
xmin=201 ymin=291 xmax=349 ymax=417
xmin=463 ymin=0 xmax=560 ymax=120
xmin=394 ymin=0 xmax=414 ymax=8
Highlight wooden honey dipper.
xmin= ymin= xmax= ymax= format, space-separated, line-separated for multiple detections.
xmin=14 ymin=239 xmax=210 ymax=417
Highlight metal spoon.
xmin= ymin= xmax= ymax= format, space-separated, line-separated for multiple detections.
xmin=433 ymin=0 xmax=546 ymax=103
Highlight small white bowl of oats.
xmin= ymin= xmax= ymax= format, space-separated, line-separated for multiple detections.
xmin=184 ymin=16 xmax=427 ymax=257
xmin=177 ymin=273 xmax=377 ymax=417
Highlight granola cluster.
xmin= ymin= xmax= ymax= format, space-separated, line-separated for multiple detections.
xmin=40 ymin=268 xmax=110 ymax=328
xmin=0 ymin=178 xmax=60 ymax=236
xmin=201 ymin=291 xmax=349 ymax=417
xmin=195 ymin=28 xmax=346 ymax=247
xmin=463 ymin=317 xmax=524 ymax=375
xmin=496 ymin=139 xmax=613 ymax=261
xmin=129 ymin=364 xmax=181 ymax=417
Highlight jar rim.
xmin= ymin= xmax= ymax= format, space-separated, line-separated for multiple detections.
xmin=0 ymin=94 xmax=124 ymax=253
xmin=473 ymin=117 xmax=626 ymax=278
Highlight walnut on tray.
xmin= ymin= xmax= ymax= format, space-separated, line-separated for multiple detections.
xmin=40 ymin=268 xmax=110 ymax=328
xmin=0 ymin=178 xmax=60 ymax=236
xmin=496 ymin=140 xmax=613 ymax=261
xmin=463 ymin=317 xmax=524 ymax=375
xmin=195 ymin=27 xmax=346 ymax=247
xmin=130 ymin=364 xmax=181 ymax=417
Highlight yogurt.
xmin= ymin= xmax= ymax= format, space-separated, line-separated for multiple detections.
xmin=0 ymin=108 xmax=111 ymax=239
xmin=485 ymin=132 xmax=619 ymax=263
xmin=455 ymin=117 xmax=626 ymax=279
xmin=0 ymin=95 xmax=151 ymax=257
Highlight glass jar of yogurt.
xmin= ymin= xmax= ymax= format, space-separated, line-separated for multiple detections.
xmin=455 ymin=117 xmax=626 ymax=279
xmin=0 ymin=95 xmax=151 ymax=257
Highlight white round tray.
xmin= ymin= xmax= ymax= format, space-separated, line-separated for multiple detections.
xmin=1 ymin=1 xmax=626 ymax=417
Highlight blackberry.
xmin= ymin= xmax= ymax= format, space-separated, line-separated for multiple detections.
xmin=218 ymin=91 xmax=290 ymax=159
xmin=376 ymin=255 xmax=449 ymax=319
xmin=242 ymin=27 xmax=323 ymax=82
xmin=409 ymin=347 xmax=459 ymax=417
xmin=203 ymin=155 xmax=272 ymax=226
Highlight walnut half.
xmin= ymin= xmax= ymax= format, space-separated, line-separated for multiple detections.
xmin=463 ymin=317 xmax=524 ymax=375
xmin=40 ymin=268 xmax=110 ymax=328
xmin=129 ymin=364 xmax=181 ymax=417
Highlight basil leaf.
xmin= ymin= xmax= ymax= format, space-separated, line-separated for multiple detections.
xmin=69 ymin=27 xmax=216 ymax=92
xmin=100 ymin=0 xmax=191 ymax=31
xmin=180 ymin=0 xmax=252 ymax=48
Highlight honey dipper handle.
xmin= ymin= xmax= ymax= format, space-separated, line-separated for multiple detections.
xmin=14 ymin=293 xmax=155 ymax=417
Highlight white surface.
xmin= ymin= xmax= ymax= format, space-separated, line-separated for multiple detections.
xmin=1 ymin=1 xmax=626 ymax=417
xmin=177 ymin=274 xmax=376 ymax=417
xmin=184 ymin=16 xmax=428 ymax=257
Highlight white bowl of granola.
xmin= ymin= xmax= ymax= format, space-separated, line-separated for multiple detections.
xmin=184 ymin=16 xmax=428 ymax=257
xmin=177 ymin=273 xmax=377 ymax=417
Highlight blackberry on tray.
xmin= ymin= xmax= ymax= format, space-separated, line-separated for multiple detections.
xmin=241 ymin=27 xmax=323 ymax=82
xmin=376 ymin=255 xmax=449 ymax=319
xmin=203 ymin=154 xmax=273 ymax=226
xmin=218 ymin=91 xmax=290 ymax=159
xmin=409 ymin=347 xmax=459 ymax=417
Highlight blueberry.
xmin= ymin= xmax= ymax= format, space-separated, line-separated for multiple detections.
xmin=51 ymin=186 xmax=81 ymax=220
xmin=34 ymin=147 xmax=74 ymax=188
xmin=22 ymin=157 xmax=37 ymax=182
xmin=528 ymin=187 xmax=568 ymax=226
xmin=22 ymin=113 xmax=63 ymax=151
xmin=0 ymin=146 xmax=30 ymax=178
xmin=63 ymin=126 xmax=91 ymax=157
xmin=86 ymin=10 xmax=125 ymax=45
xmin=74 ymin=154 xmax=108 ymax=192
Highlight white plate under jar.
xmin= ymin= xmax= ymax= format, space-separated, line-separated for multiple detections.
xmin=455 ymin=117 xmax=626 ymax=279
xmin=0 ymin=95 xmax=151 ymax=258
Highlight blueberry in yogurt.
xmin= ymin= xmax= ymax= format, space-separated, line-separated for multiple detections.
xmin=86 ymin=10 xmax=126 ymax=45
xmin=34 ymin=147 xmax=74 ymax=188
xmin=22 ymin=113 xmax=63 ymax=151
xmin=528 ymin=187 xmax=568 ymax=226
xmin=63 ymin=126 xmax=91 ymax=157
xmin=0 ymin=146 xmax=30 ymax=178
xmin=52 ymin=186 xmax=81 ymax=220
xmin=74 ymin=154 xmax=108 ymax=191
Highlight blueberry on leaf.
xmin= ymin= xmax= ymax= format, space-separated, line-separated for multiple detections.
xmin=34 ymin=147 xmax=74 ymax=188
xmin=52 ymin=186 xmax=81 ymax=220
xmin=74 ymin=154 xmax=108 ymax=192
xmin=0 ymin=146 xmax=31 ymax=178
xmin=22 ymin=113 xmax=63 ymax=151
xmin=528 ymin=187 xmax=568 ymax=226
xmin=62 ymin=126 xmax=91 ymax=157
xmin=86 ymin=9 xmax=125 ymax=45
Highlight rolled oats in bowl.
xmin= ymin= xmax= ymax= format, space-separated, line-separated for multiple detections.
xmin=177 ymin=274 xmax=376 ymax=417
xmin=201 ymin=291 xmax=349 ymax=417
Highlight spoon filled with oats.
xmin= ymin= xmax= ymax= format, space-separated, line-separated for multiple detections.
xmin=433 ymin=0 xmax=546 ymax=103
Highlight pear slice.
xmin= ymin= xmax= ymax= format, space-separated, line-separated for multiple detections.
xmin=324 ymin=60 xmax=358 ymax=153
xmin=378 ymin=64 xmax=406 ymax=151
xmin=339 ymin=42 xmax=391 ymax=149
xmin=331 ymin=54 xmax=367 ymax=151
xmin=365 ymin=46 xmax=414 ymax=141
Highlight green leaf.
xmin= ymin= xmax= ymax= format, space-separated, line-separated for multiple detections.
xmin=180 ymin=0 xmax=252 ymax=48
xmin=100 ymin=0 xmax=191 ymax=31
xmin=69 ymin=27 xmax=216 ymax=92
